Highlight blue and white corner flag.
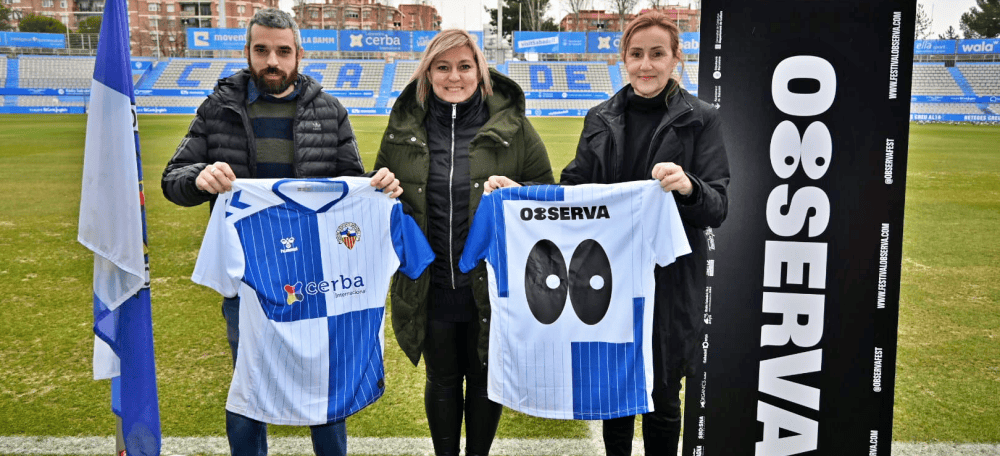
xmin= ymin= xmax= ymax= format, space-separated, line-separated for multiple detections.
xmin=78 ymin=0 xmax=161 ymax=453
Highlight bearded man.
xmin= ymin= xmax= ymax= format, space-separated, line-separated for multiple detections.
xmin=162 ymin=8 xmax=399 ymax=456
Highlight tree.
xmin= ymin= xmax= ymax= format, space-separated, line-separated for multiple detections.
xmin=18 ymin=14 xmax=68 ymax=34
xmin=563 ymin=0 xmax=591 ymax=32
xmin=960 ymin=21 xmax=983 ymax=39
xmin=77 ymin=15 xmax=101 ymax=33
xmin=915 ymin=2 xmax=932 ymax=40
xmin=486 ymin=0 xmax=558 ymax=39
xmin=937 ymin=25 xmax=960 ymax=40
xmin=960 ymin=0 xmax=1000 ymax=38
xmin=607 ymin=0 xmax=641 ymax=32
xmin=0 ymin=3 xmax=16 ymax=32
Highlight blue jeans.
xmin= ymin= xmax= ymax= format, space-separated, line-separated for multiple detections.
xmin=222 ymin=297 xmax=348 ymax=456
xmin=223 ymin=297 xmax=240 ymax=368
xmin=226 ymin=411 xmax=347 ymax=456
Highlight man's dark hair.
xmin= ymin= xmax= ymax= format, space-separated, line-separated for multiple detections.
xmin=245 ymin=8 xmax=301 ymax=49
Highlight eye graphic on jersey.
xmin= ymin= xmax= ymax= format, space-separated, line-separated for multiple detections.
xmin=524 ymin=239 xmax=567 ymax=325
xmin=567 ymin=239 xmax=613 ymax=325
xmin=524 ymin=239 xmax=613 ymax=325
xmin=283 ymin=282 xmax=304 ymax=305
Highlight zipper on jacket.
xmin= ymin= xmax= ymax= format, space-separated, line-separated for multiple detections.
xmin=448 ymin=103 xmax=457 ymax=289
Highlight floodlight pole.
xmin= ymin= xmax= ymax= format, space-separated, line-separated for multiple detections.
xmin=497 ymin=0 xmax=503 ymax=62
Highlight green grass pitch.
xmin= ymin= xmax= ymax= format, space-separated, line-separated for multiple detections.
xmin=0 ymin=115 xmax=996 ymax=443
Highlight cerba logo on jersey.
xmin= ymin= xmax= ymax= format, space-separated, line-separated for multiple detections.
xmin=284 ymin=282 xmax=304 ymax=305
xmin=281 ymin=275 xmax=367 ymax=305
xmin=336 ymin=222 xmax=361 ymax=250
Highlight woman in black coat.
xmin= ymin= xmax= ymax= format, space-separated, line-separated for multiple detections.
xmin=560 ymin=11 xmax=731 ymax=456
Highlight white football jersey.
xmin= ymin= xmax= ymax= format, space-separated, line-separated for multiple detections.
xmin=459 ymin=181 xmax=691 ymax=420
xmin=193 ymin=177 xmax=433 ymax=425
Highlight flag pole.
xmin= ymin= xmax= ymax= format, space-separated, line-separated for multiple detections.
xmin=116 ymin=417 xmax=125 ymax=455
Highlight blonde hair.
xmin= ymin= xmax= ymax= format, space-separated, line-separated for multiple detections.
xmin=412 ymin=29 xmax=493 ymax=107
xmin=621 ymin=11 xmax=685 ymax=81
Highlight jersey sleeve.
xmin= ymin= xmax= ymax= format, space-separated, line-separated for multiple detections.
xmin=191 ymin=191 xmax=244 ymax=298
xmin=458 ymin=191 xmax=500 ymax=274
xmin=646 ymin=184 xmax=693 ymax=267
xmin=390 ymin=203 xmax=435 ymax=280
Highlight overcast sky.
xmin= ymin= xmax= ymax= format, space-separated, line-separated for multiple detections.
xmin=280 ymin=0 xmax=983 ymax=37
xmin=922 ymin=0 xmax=978 ymax=37
xmin=433 ymin=0 xmax=982 ymax=36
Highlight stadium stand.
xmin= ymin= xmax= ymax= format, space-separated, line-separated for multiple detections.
xmin=957 ymin=63 xmax=1000 ymax=97
xmin=16 ymin=96 xmax=86 ymax=106
xmin=1 ymin=53 xmax=995 ymax=120
xmin=301 ymin=61 xmax=385 ymax=90
xmin=18 ymin=56 xmax=93 ymax=88
xmin=911 ymin=63 xmax=965 ymax=96
xmin=135 ymin=61 xmax=172 ymax=90
xmin=153 ymin=59 xmax=246 ymax=90
xmin=681 ymin=61 xmax=699 ymax=91
xmin=135 ymin=96 xmax=206 ymax=108
xmin=392 ymin=61 xmax=419 ymax=92
xmin=910 ymin=102 xmax=985 ymax=114
xmin=508 ymin=62 xmax=613 ymax=92
xmin=526 ymin=99 xmax=606 ymax=110
xmin=334 ymin=97 xmax=377 ymax=108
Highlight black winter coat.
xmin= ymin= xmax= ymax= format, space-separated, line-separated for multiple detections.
xmin=561 ymin=85 xmax=730 ymax=379
xmin=162 ymin=70 xmax=365 ymax=208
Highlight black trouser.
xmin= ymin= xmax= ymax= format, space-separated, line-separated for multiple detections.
xmin=602 ymin=374 xmax=683 ymax=456
xmin=423 ymin=318 xmax=503 ymax=456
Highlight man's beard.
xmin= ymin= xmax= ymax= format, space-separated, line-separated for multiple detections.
xmin=251 ymin=61 xmax=299 ymax=95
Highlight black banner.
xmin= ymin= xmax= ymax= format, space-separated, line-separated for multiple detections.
xmin=684 ymin=1 xmax=915 ymax=455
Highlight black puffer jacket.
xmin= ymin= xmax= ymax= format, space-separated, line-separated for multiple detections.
xmin=162 ymin=70 xmax=365 ymax=208
xmin=561 ymin=84 xmax=730 ymax=379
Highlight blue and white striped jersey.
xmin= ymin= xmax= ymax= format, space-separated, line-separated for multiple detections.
xmin=193 ymin=177 xmax=433 ymax=425
xmin=459 ymin=181 xmax=691 ymax=420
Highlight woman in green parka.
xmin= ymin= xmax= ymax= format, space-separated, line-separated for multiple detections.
xmin=373 ymin=29 xmax=554 ymax=456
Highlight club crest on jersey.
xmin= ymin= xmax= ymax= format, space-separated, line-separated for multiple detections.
xmin=283 ymin=282 xmax=304 ymax=305
xmin=336 ymin=222 xmax=361 ymax=250
xmin=280 ymin=237 xmax=298 ymax=253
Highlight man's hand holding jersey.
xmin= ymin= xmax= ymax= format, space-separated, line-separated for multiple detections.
xmin=196 ymin=161 xmax=237 ymax=194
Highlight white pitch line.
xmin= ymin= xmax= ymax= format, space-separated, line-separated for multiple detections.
xmin=0 ymin=437 xmax=998 ymax=456
xmin=0 ymin=436 xmax=609 ymax=456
